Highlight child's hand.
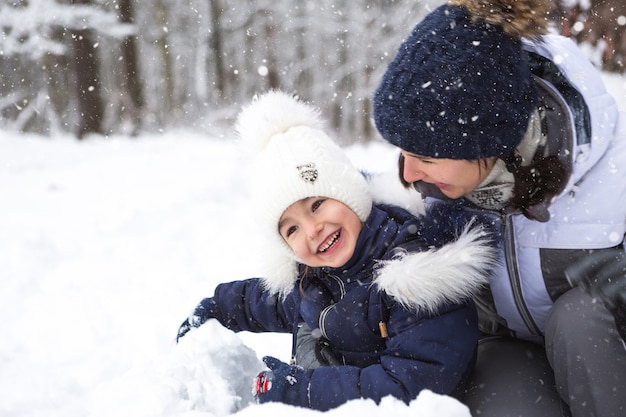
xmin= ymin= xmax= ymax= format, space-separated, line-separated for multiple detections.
xmin=176 ymin=297 xmax=218 ymax=343
xmin=176 ymin=319 xmax=194 ymax=342
xmin=254 ymin=356 xmax=311 ymax=407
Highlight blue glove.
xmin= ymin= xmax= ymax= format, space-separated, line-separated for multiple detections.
xmin=565 ymin=249 xmax=626 ymax=342
xmin=254 ymin=356 xmax=312 ymax=407
xmin=176 ymin=297 xmax=218 ymax=343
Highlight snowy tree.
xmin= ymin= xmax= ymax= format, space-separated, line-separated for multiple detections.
xmin=0 ymin=0 xmax=131 ymax=135
xmin=1 ymin=0 xmax=443 ymax=140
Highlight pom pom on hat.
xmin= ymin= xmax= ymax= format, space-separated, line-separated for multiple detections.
xmin=236 ymin=91 xmax=372 ymax=296
xmin=373 ymin=0 xmax=553 ymax=160
xmin=236 ymin=90 xmax=326 ymax=154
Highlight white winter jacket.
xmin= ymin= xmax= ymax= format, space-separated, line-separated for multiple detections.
xmin=487 ymin=35 xmax=626 ymax=341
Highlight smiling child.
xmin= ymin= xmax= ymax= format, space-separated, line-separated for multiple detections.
xmin=176 ymin=91 xmax=499 ymax=411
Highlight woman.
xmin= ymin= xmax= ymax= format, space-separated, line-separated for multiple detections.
xmin=176 ymin=91 xmax=498 ymax=411
xmin=372 ymin=1 xmax=626 ymax=416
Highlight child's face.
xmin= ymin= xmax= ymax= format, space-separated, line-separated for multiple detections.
xmin=279 ymin=197 xmax=363 ymax=268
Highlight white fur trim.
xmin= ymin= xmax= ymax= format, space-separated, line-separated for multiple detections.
xmin=367 ymin=170 xmax=426 ymax=217
xmin=259 ymin=250 xmax=299 ymax=299
xmin=374 ymin=223 xmax=498 ymax=315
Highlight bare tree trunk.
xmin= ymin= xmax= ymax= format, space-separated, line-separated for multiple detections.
xmin=209 ymin=0 xmax=226 ymax=100
xmin=69 ymin=0 xmax=104 ymax=138
xmin=263 ymin=14 xmax=280 ymax=90
xmin=118 ymin=0 xmax=144 ymax=131
xmin=294 ymin=5 xmax=312 ymax=93
xmin=155 ymin=0 xmax=174 ymax=121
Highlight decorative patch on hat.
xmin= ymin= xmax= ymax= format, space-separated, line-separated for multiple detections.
xmin=297 ymin=163 xmax=318 ymax=183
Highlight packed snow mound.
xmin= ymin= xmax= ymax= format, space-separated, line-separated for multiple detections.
xmin=88 ymin=320 xmax=262 ymax=417
xmin=232 ymin=391 xmax=471 ymax=417
xmin=88 ymin=319 xmax=471 ymax=417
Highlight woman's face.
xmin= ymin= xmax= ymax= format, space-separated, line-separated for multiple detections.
xmin=401 ymin=151 xmax=496 ymax=199
xmin=279 ymin=197 xmax=362 ymax=268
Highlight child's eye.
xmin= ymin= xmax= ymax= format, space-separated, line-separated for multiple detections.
xmin=311 ymin=199 xmax=325 ymax=212
xmin=285 ymin=225 xmax=297 ymax=238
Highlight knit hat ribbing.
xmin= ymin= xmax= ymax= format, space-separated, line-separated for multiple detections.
xmin=373 ymin=1 xmax=552 ymax=160
xmin=236 ymin=91 xmax=372 ymax=296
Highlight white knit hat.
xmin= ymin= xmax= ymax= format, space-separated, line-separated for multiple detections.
xmin=236 ymin=91 xmax=372 ymax=296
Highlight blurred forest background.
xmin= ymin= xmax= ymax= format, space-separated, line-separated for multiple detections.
xmin=1 ymin=0 xmax=624 ymax=141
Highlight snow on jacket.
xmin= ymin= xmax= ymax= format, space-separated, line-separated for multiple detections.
xmin=415 ymin=34 xmax=626 ymax=342
xmin=205 ymin=203 xmax=498 ymax=410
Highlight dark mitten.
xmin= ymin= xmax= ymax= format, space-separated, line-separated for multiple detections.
xmin=565 ymin=249 xmax=626 ymax=342
xmin=176 ymin=297 xmax=218 ymax=343
xmin=254 ymin=356 xmax=312 ymax=407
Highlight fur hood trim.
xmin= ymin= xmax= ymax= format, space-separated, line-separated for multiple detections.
xmin=366 ymin=170 xmax=426 ymax=218
xmin=448 ymin=0 xmax=553 ymax=39
xmin=375 ymin=222 xmax=497 ymax=315
xmin=259 ymin=248 xmax=299 ymax=300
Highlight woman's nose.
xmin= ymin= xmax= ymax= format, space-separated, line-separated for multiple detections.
xmin=403 ymin=158 xmax=426 ymax=183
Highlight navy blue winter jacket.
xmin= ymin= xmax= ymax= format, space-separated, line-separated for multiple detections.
xmin=196 ymin=203 xmax=497 ymax=410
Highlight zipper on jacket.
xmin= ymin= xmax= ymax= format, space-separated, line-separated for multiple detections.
xmin=290 ymin=321 xmax=299 ymax=365
xmin=322 ymin=271 xmax=346 ymax=299
xmin=318 ymin=272 xmax=345 ymax=339
xmin=503 ymin=213 xmax=543 ymax=337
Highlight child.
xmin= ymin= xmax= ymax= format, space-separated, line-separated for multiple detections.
xmin=176 ymin=91 xmax=498 ymax=411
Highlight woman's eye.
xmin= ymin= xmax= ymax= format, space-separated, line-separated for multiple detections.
xmin=311 ymin=199 xmax=325 ymax=212
xmin=405 ymin=152 xmax=432 ymax=164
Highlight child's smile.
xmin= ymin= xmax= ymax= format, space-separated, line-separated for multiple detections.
xmin=318 ymin=230 xmax=341 ymax=254
xmin=279 ymin=197 xmax=363 ymax=268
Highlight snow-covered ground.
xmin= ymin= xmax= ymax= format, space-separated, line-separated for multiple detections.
xmin=1 ymin=72 xmax=624 ymax=417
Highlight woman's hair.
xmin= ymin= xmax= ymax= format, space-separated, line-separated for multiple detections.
xmin=501 ymin=153 xmax=568 ymax=215
xmin=398 ymin=153 xmax=568 ymax=220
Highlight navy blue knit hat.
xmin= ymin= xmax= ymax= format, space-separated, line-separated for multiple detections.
xmin=373 ymin=0 xmax=552 ymax=160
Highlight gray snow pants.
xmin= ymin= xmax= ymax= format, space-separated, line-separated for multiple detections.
xmin=463 ymin=287 xmax=626 ymax=417
xmin=294 ymin=323 xmax=343 ymax=369
xmin=546 ymin=287 xmax=626 ymax=417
